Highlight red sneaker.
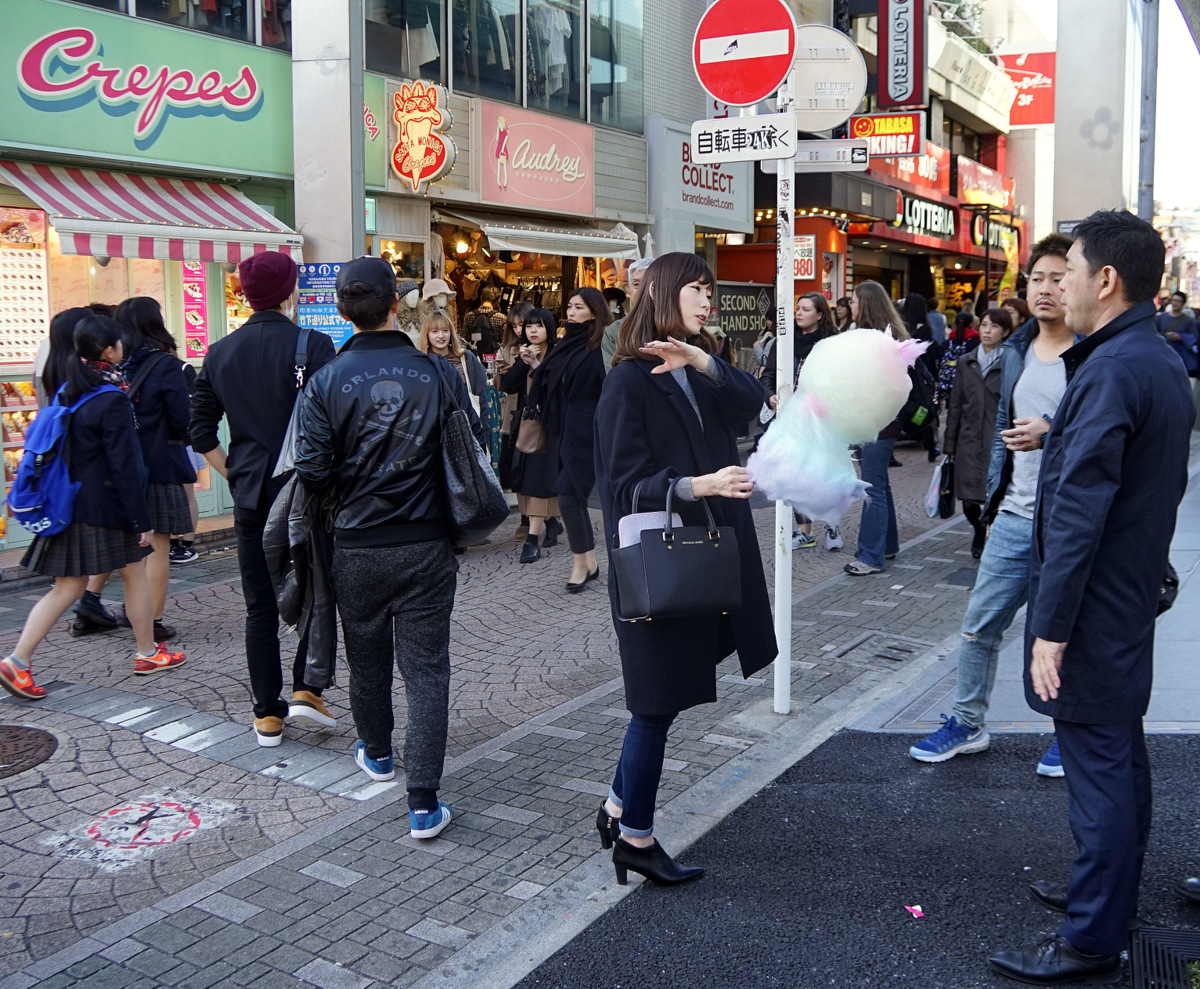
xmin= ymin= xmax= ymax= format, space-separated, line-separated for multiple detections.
xmin=133 ymin=643 xmax=187 ymax=676
xmin=0 ymin=657 xmax=47 ymax=699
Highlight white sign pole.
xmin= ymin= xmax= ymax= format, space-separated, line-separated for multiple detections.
xmin=773 ymin=69 xmax=795 ymax=716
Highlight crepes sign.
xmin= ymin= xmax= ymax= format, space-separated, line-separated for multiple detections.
xmin=390 ymin=80 xmax=456 ymax=195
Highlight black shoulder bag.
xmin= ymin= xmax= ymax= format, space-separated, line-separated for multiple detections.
xmin=612 ymin=476 xmax=742 ymax=623
xmin=429 ymin=356 xmax=510 ymax=547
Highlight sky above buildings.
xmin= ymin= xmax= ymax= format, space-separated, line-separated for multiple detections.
xmin=1155 ymin=1 xmax=1199 ymax=208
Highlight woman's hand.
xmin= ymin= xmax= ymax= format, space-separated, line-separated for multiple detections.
xmin=138 ymin=530 xmax=154 ymax=547
xmin=519 ymin=346 xmax=539 ymax=368
xmin=691 ymin=466 xmax=754 ymax=499
xmin=768 ymin=395 xmax=779 ymax=411
xmin=641 ymin=337 xmax=711 ymax=375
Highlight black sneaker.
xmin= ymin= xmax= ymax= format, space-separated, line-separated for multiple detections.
xmin=169 ymin=541 xmax=199 ymax=565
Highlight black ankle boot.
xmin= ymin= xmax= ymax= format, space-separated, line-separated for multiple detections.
xmin=596 ymin=804 xmax=621 ymax=849
xmin=971 ymin=526 xmax=987 ymax=559
xmin=612 ymin=838 xmax=703 ymax=886
xmin=519 ymin=535 xmax=540 ymax=564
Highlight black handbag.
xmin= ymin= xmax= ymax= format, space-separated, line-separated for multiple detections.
xmin=431 ymin=358 xmax=511 ymax=547
xmin=611 ymin=477 xmax=742 ymax=623
xmin=937 ymin=457 xmax=956 ymax=519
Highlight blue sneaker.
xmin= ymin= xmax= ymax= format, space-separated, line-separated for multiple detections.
xmin=409 ymin=801 xmax=453 ymax=839
xmin=1037 ymin=737 xmax=1065 ymax=777
xmin=909 ymin=714 xmax=991 ymax=763
xmin=354 ymin=740 xmax=394 ymax=781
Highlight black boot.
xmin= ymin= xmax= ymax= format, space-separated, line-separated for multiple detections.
xmin=612 ymin=838 xmax=703 ymax=886
xmin=542 ymin=517 xmax=562 ymax=548
xmin=596 ymin=804 xmax=621 ymax=849
xmin=519 ymin=535 xmax=540 ymax=564
xmin=971 ymin=525 xmax=987 ymax=559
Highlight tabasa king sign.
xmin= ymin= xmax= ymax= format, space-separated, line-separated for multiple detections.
xmin=850 ymin=112 xmax=925 ymax=158
xmin=390 ymin=81 xmax=456 ymax=194
xmin=17 ymin=27 xmax=261 ymax=147
xmin=481 ymin=101 xmax=594 ymax=215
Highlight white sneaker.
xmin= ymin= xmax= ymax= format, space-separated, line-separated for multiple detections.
xmin=825 ymin=525 xmax=843 ymax=550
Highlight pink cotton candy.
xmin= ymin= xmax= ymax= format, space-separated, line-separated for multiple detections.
xmin=747 ymin=328 xmax=930 ymax=523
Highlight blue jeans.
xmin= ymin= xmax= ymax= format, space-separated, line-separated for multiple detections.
xmin=952 ymin=510 xmax=1033 ymax=728
xmin=855 ymin=439 xmax=899 ymax=567
xmin=609 ymin=712 xmax=676 ymax=837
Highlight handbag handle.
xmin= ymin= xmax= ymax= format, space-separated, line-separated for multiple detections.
xmin=662 ymin=476 xmax=720 ymax=542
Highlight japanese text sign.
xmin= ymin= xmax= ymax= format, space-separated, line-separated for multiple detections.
xmin=690 ymin=113 xmax=797 ymax=164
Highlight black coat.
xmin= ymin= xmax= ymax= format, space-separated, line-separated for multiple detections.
xmin=943 ymin=346 xmax=1001 ymax=503
xmin=68 ymin=389 xmax=151 ymax=533
xmin=123 ymin=346 xmax=196 ymax=485
xmin=540 ymin=328 xmax=606 ymax=500
xmin=190 ymin=311 xmax=336 ymax=511
xmin=501 ymin=359 xmax=557 ymax=499
xmin=595 ymin=358 xmax=777 ymax=715
xmin=1026 ymin=301 xmax=1194 ymax=723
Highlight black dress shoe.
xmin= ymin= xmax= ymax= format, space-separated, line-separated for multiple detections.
xmin=1178 ymin=876 xmax=1200 ymax=902
xmin=595 ymin=804 xmax=621 ymax=849
xmin=1029 ymin=880 xmax=1068 ymax=913
xmin=989 ymin=935 xmax=1121 ymax=986
xmin=612 ymin=838 xmax=703 ymax=887
xmin=519 ymin=536 xmax=540 ymax=564
xmin=566 ymin=569 xmax=599 ymax=593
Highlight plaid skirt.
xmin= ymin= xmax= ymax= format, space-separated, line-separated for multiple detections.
xmin=147 ymin=483 xmax=193 ymax=535
xmin=22 ymin=523 xmax=151 ymax=577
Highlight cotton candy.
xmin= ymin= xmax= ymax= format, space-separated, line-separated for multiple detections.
xmin=747 ymin=328 xmax=930 ymax=523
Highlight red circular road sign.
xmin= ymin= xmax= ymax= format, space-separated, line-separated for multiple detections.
xmin=693 ymin=0 xmax=797 ymax=107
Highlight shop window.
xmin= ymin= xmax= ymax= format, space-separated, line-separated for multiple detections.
xmin=526 ymin=0 xmax=582 ymax=119
xmin=135 ymin=0 xmax=253 ymax=43
xmin=589 ymin=0 xmax=642 ymax=132
xmin=366 ymin=0 xmax=446 ymax=81
xmin=262 ymin=0 xmax=292 ymax=49
xmin=453 ymin=0 xmax=519 ymax=103
xmin=68 ymin=0 xmax=126 ymax=9
xmin=374 ymin=238 xmax=426 ymax=281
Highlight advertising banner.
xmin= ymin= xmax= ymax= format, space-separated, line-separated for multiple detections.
xmin=794 ymin=235 xmax=816 ymax=279
xmin=867 ymin=140 xmax=951 ymax=195
xmin=297 ymin=263 xmax=354 ymax=348
xmin=957 ymin=157 xmax=1016 ymax=211
xmin=181 ymin=260 xmax=208 ymax=359
xmin=877 ymin=0 xmax=928 ymax=108
xmin=480 ymin=101 xmax=594 ymax=216
xmin=1 ymin=0 xmax=292 ymax=177
xmin=999 ymin=53 xmax=1056 ymax=127
xmin=849 ymin=112 xmax=925 ymax=158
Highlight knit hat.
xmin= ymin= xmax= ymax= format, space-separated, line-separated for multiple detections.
xmin=238 ymin=252 xmax=298 ymax=311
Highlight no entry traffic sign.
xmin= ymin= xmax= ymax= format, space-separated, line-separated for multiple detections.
xmin=693 ymin=0 xmax=797 ymax=107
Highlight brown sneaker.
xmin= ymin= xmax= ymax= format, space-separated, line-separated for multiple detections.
xmin=253 ymin=715 xmax=284 ymax=747
xmin=287 ymin=690 xmax=336 ymax=728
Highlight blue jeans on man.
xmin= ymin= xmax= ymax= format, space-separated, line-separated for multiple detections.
xmin=953 ymin=511 xmax=1033 ymax=728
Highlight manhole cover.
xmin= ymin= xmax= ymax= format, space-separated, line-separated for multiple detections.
xmin=0 ymin=725 xmax=58 ymax=779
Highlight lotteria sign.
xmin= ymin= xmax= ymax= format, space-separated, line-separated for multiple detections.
xmin=877 ymin=0 xmax=928 ymax=109
xmin=0 ymin=0 xmax=292 ymax=176
xmin=480 ymin=101 xmax=594 ymax=215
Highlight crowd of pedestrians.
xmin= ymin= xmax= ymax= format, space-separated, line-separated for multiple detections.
xmin=2 ymin=210 xmax=1198 ymax=982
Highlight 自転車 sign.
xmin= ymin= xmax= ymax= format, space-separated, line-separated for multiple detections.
xmin=690 ymin=113 xmax=797 ymax=164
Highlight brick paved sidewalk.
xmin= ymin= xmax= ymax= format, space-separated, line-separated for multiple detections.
xmin=0 ymin=442 xmax=985 ymax=989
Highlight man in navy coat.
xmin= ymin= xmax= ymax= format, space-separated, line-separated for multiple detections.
xmin=989 ymin=211 xmax=1194 ymax=984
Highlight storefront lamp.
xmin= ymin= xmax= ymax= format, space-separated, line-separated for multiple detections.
xmin=954 ymin=262 xmax=963 ymax=269
xmin=455 ymin=240 xmax=469 ymax=256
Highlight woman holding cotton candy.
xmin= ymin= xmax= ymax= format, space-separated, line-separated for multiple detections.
xmin=594 ymin=252 xmax=775 ymax=887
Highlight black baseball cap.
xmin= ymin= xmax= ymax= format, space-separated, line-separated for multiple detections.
xmin=336 ymin=256 xmax=397 ymax=299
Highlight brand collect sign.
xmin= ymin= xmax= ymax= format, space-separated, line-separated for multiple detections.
xmin=481 ymin=101 xmax=593 ymax=215
xmin=1 ymin=0 xmax=292 ymax=176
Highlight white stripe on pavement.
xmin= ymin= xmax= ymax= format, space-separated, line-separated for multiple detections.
xmin=698 ymin=28 xmax=790 ymax=63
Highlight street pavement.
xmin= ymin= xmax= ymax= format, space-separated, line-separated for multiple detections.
xmin=0 ymin=437 xmax=1196 ymax=989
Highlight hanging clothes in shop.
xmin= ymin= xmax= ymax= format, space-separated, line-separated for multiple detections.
xmin=534 ymin=4 xmax=572 ymax=96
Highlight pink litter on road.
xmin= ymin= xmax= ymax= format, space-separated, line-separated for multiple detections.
xmin=904 ymin=905 xmax=925 ymax=918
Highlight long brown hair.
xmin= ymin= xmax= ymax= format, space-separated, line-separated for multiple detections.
xmin=853 ymin=280 xmax=910 ymax=341
xmin=614 ymin=252 xmax=717 ymax=362
xmin=567 ymin=285 xmax=613 ymax=351
xmin=503 ymin=300 xmax=533 ymax=349
xmin=797 ymin=291 xmax=837 ymax=335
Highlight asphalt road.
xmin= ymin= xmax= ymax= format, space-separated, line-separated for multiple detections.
xmin=517 ymin=730 xmax=1200 ymax=989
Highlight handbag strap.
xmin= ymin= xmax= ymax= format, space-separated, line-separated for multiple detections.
xmin=294 ymin=326 xmax=312 ymax=389
xmin=662 ymin=476 xmax=720 ymax=540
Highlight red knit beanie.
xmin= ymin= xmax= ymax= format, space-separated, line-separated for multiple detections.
xmin=238 ymin=251 xmax=298 ymax=311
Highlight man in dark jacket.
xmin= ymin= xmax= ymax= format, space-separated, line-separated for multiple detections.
xmin=909 ymin=234 xmax=1076 ymax=772
xmin=294 ymin=256 xmax=484 ymax=840
xmin=989 ymin=211 xmax=1194 ymax=986
xmin=189 ymin=251 xmax=336 ymax=747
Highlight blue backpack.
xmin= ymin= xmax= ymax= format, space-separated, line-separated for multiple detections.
xmin=7 ymin=384 xmax=122 ymax=537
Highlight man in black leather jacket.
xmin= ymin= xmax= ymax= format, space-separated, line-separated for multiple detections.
xmin=294 ymin=256 xmax=483 ymax=840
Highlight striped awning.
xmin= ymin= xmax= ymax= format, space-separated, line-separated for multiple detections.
xmin=0 ymin=160 xmax=303 ymax=262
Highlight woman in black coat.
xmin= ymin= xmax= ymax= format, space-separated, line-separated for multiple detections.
xmin=534 ymin=286 xmax=612 ymax=591
xmin=593 ymin=253 xmax=776 ymax=886
xmin=1 ymin=316 xmax=185 ymax=701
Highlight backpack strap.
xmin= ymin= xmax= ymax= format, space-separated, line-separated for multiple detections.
xmin=125 ymin=350 xmax=172 ymax=406
xmin=294 ymin=326 xmax=312 ymax=389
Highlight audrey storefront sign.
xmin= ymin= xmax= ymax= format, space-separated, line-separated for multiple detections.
xmin=17 ymin=27 xmax=262 ymax=147
xmin=481 ymin=101 xmax=594 ymax=216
